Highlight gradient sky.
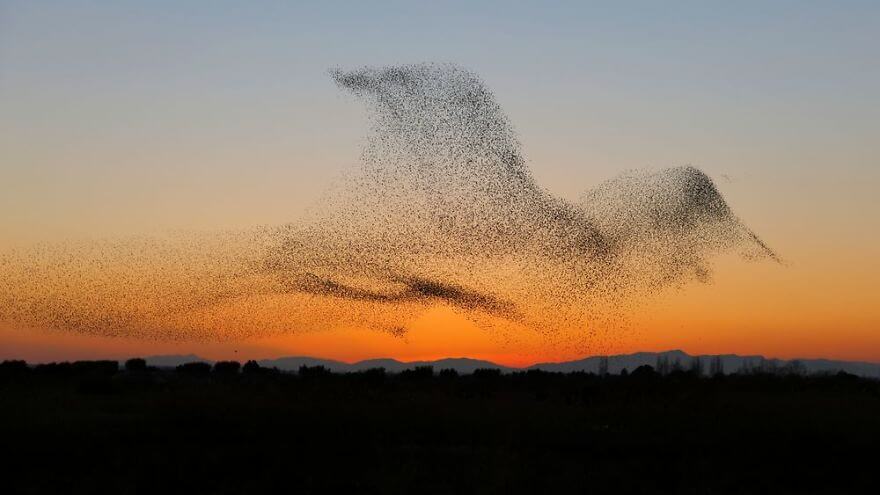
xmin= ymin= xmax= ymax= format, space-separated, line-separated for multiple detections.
xmin=1 ymin=1 xmax=878 ymax=364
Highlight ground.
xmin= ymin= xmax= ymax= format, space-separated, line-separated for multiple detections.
xmin=1 ymin=363 xmax=878 ymax=494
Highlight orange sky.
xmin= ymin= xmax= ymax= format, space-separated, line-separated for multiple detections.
xmin=3 ymin=251 xmax=878 ymax=366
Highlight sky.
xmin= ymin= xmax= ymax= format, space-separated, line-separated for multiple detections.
xmin=1 ymin=1 xmax=879 ymax=365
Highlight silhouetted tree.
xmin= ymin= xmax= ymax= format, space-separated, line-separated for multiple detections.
xmin=785 ymin=360 xmax=806 ymax=376
xmin=656 ymin=356 xmax=670 ymax=375
xmin=213 ymin=361 xmax=241 ymax=375
xmin=689 ymin=357 xmax=704 ymax=376
xmin=299 ymin=365 xmax=331 ymax=379
xmin=709 ymin=356 xmax=724 ymax=376
xmin=242 ymin=360 xmax=262 ymax=374
xmin=350 ymin=367 xmax=386 ymax=386
xmin=125 ymin=358 xmax=147 ymax=372
xmin=0 ymin=360 xmax=29 ymax=377
xmin=755 ymin=359 xmax=766 ymax=374
xmin=176 ymin=362 xmax=211 ymax=375
xmin=400 ymin=366 xmax=434 ymax=380
xmin=473 ymin=368 xmax=501 ymax=379
xmin=34 ymin=362 xmax=73 ymax=376
xmin=72 ymin=360 xmax=119 ymax=376
xmin=524 ymin=369 xmax=549 ymax=380
xmin=672 ymin=358 xmax=683 ymax=373
xmin=438 ymin=368 xmax=458 ymax=379
xmin=631 ymin=365 xmax=658 ymax=380
xmin=598 ymin=356 xmax=609 ymax=377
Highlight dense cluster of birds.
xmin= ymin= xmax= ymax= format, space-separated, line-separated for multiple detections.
xmin=0 ymin=63 xmax=777 ymax=345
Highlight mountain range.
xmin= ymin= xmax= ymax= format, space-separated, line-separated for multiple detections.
xmin=142 ymin=350 xmax=880 ymax=378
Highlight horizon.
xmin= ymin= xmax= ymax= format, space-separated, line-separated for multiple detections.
xmin=6 ymin=347 xmax=880 ymax=370
xmin=9 ymin=348 xmax=880 ymax=381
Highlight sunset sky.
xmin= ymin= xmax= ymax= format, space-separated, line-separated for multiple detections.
xmin=2 ymin=1 xmax=878 ymax=365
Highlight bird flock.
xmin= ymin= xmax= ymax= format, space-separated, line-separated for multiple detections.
xmin=0 ymin=63 xmax=777 ymax=346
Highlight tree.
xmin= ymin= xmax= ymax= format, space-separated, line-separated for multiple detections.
xmin=34 ymin=362 xmax=73 ymax=376
xmin=125 ymin=358 xmax=147 ymax=372
xmin=785 ymin=360 xmax=806 ymax=376
xmin=242 ymin=360 xmax=262 ymax=374
xmin=631 ymin=365 xmax=658 ymax=379
xmin=0 ymin=360 xmax=29 ymax=380
xmin=400 ymin=366 xmax=434 ymax=380
xmin=709 ymin=356 xmax=724 ymax=377
xmin=672 ymin=358 xmax=683 ymax=373
xmin=176 ymin=362 xmax=211 ymax=375
xmin=473 ymin=368 xmax=501 ymax=379
xmin=213 ymin=361 xmax=241 ymax=375
xmin=357 ymin=367 xmax=386 ymax=385
xmin=439 ymin=368 xmax=458 ymax=379
xmin=656 ymin=355 xmax=670 ymax=376
xmin=689 ymin=357 xmax=704 ymax=377
xmin=72 ymin=360 xmax=119 ymax=376
xmin=598 ymin=356 xmax=609 ymax=377
xmin=299 ymin=365 xmax=331 ymax=379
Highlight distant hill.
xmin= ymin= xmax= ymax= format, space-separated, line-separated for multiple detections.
xmin=530 ymin=350 xmax=880 ymax=377
xmin=256 ymin=356 xmax=511 ymax=374
xmin=143 ymin=354 xmax=211 ymax=368
xmin=137 ymin=351 xmax=880 ymax=377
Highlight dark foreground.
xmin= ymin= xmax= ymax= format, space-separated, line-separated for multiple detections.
xmin=2 ymin=360 xmax=879 ymax=494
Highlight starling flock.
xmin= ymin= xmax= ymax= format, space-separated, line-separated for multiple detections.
xmin=0 ymin=63 xmax=777 ymax=346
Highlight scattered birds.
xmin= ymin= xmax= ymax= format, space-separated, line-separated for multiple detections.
xmin=0 ymin=63 xmax=776 ymax=346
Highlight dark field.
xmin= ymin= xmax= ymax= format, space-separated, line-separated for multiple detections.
xmin=1 ymin=360 xmax=878 ymax=494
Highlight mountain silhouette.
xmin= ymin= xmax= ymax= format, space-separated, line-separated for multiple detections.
xmin=143 ymin=354 xmax=210 ymax=368
xmin=131 ymin=351 xmax=880 ymax=377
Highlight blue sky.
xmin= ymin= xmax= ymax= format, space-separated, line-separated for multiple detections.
xmin=1 ymin=1 xmax=878 ymax=238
